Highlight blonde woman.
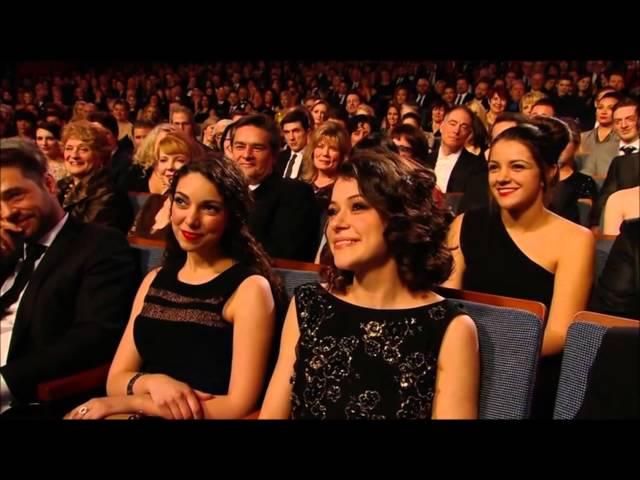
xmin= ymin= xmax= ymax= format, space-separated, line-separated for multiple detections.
xmin=310 ymin=100 xmax=329 ymax=129
xmin=129 ymin=129 xmax=203 ymax=239
xmin=126 ymin=124 xmax=180 ymax=193
xmin=519 ymin=91 xmax=547 ymax=117
xmin=200 ymin=117 xmax=218 ymax=149
xmin=299 ymin=121 xmax=351 ymax=252
xmin=58 ymin=120 xmax=133 ymax=232
xmin=300 ymin=121 xmax=351 ymax=204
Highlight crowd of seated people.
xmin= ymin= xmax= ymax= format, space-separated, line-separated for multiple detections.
xmin=1 ymin=59 xmax=638 ymax=419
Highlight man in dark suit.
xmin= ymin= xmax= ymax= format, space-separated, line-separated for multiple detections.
xmin=591 ymin=98 xmax=640 ymax=230
xmin=454 ymin=76 xmax=474 ymax=106
xmin=275 ymin=108 xmax=311 ymax=180
xmin=426 ymin=106 xmax=489 ymax=212
xmin=329 ymin=80 xmax=349 ymax=110
xmin=213 ymin=86 xmax=230 ymax=119
xmin=0 ymin=140 xmax=137 ymax=415
xmin=414 ymin=77 xmax=435 ymax=128
xmin=414 ymin=77 xmax=434 ymax=112
xmin=231 ymin=114 xmax=320 ymax=262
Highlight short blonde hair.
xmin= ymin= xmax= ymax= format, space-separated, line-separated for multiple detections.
xmin=300 ymin=121 xmax=350 ymax=183
xmin=155 ymin=130 xmax=203 ymax=162
xmin=520 ymin=91 xmax=547 ymax=113
xmin=467 ymin=100 xmax=487 ymax=126
xmin=133 ymin=123 xmax=179 ymax=169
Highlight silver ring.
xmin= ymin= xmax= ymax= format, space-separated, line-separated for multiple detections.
xmin=78 ymin=406 xmax=89 ymax=415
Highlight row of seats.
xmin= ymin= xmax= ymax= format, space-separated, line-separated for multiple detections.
xmin=35 ymin=236 xmax=638 ymax=419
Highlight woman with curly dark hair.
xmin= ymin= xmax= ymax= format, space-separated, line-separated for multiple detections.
xmin=67 ymin=153 xmax=286 ymax=420
xmin=260 ymin=149 xmax=479 ymax=420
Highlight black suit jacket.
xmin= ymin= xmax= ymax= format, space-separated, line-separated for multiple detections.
xmin=591 ymin=152 xmax=640 ymax=226
xmin=214 ymin=100 xmax=230 ymax=119
xmin=427 ymin=147 xmax=489 ymax=213
xmin=329 ymin=92 xmax=346 ymax=109
xmin=0 ymin=217 xmax=138 ymax=404
xmin=454 ymin=92 xmax=474 ymax=106
xmin=590 ymin=218 xmax=640 ymax=320
xmin=110 ymin=136 xmax=134 ymax=190
xmin=275 ymin=148 xmax=305 ymax=180
xmin=275 ymin=148 xmax=291 ymax=178
xmin=249 ymin=174 xmax=320 ymax=262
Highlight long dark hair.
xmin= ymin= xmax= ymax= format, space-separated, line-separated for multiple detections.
xmin=163 ymin=152 xmax=286 ymax=306
xmin=320 ymin=148 xmax=454 ymax=293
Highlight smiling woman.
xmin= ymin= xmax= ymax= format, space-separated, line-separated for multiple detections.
xmin=260 ymin=148 xmax=480 ymax=420
xmin=443 ymin=121 xmax=595 ymax=418
xmin=35 ymin=121 xmax=66 ymax=181
xmin=128 ymin=129 xmax=203 ymax=240
xmin=57 ymin=120 xmax=133 ymax=232
xmin=67 ymin=154 xmax=287 ymax=420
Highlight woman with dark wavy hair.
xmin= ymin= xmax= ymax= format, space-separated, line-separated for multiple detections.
xmin=443 ymin=122 xmax=595 ymax=418
xmin=261 ymin=149 xmax=479 ymax=420
xmin=67 ymin=153 xmax=285 ymax=420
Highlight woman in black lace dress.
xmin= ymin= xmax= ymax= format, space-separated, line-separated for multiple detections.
xmin=67 ymin=154 xmax=286 ymax=420
xmin=261 ymin=148 xmax=479 ymax=420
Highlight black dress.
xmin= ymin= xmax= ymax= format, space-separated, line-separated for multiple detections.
xmin=290 ymin=283 xmax=466 ymax=419
xmin=550 ymin=171 xmax=599 ymax=225
xmin=134 ymin=262 xmax=255 ymax=394
xmin=460 ymin=207 xmax=555 ymax=308
xmin=460 ymin=207 xmax=559 ymax=418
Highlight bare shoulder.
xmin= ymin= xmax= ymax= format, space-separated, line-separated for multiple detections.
xmin=226 ymin=274 xmax=275 ymax=321
xmin=548 ymin=212 xmax=595 ymax=254
xmin=445 ymin=313 xmax=478 ymax=339
xmin=447 ymin=212 xmax=466 ymax=243
xmin=235 ymin=274 xmax=272 ymax=298
xmin=549 ymin=212 xmax=593 ymax=241
xmin=439 ymin=313 xmax=479 ymax=358
xmin=451 ymin=212 xmax=466 ymax=232
xmin=140 ymin=267 xmax=161 ymax=289
xmin=610 ymin=186 xmax=639 ymax=203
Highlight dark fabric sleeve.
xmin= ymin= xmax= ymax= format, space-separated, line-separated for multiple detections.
xmin=0 ymin=229 xmax=138 ymax=402
xmin=590 ymin=157 xmax=620 ymax=226
xmin=590 ymin=219 xmax=640 ymax=320
xmin=264 ymin=181 xmax=320 ymax=262
xmin=458 ymin=158 xmax=489 ymax=214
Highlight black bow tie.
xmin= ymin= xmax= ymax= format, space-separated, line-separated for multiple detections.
xmin=620 ymin=146 xmax=637 ymax=155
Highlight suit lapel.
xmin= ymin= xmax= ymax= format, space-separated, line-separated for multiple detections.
xmin=8 ymin=218 xmax=82 ymax=358
xmin=447 ymin=150 xmax=469 ymax=192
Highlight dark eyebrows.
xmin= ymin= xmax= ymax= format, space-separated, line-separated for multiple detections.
xmin=329 ymin=194 xmax=365 ymax=206
xmin=175 ymin=190 xmax=223 ymax=207
xmin=202 ymin=199 xmax=224 ymax=208
xmin=0 ymin=186 xmax=26 ymax=200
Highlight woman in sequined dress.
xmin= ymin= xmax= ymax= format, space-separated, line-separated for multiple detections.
xmin=260 ymin=148 xmax=479 ymax=420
